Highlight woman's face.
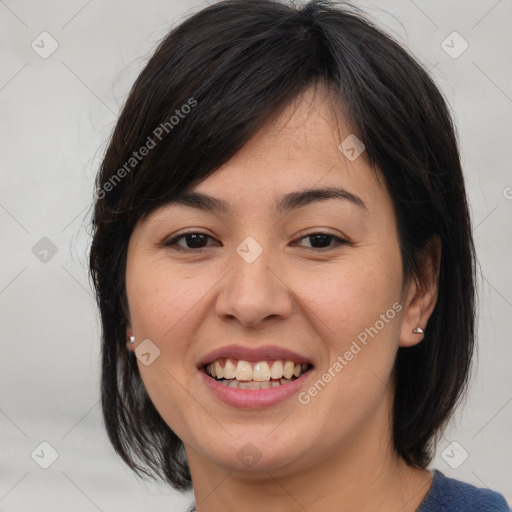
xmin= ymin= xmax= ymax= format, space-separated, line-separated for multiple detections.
xmin=125 ymin=89 xmax=417 ymax=477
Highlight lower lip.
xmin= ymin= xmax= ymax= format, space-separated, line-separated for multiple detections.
xmin=201 ymin=370 xmax=312 ymax=409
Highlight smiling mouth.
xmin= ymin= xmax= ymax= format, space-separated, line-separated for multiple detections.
xmin=204 ymin=358 xmax=313 ymax=390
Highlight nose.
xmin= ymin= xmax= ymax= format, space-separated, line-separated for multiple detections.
xmin=215 ymin=247 xmax=293 ymax=328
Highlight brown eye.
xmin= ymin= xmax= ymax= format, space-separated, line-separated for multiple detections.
xmin=295 ymin=233 xmax=347 ymax=250
xmin=181 ymin=233 xmax=209 ymax=248
xmin=164 ymin=232 xmax=218 ymax=249
xmin=307 ymin=234 xmax=333 ymax=248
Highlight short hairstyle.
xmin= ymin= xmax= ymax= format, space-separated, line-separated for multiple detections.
xmin=89 ymin=0 xmax=476 ymax=490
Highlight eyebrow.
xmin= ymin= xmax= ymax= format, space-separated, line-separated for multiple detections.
xmin=276 ymin=187 xmax=367 ymax=212
xmin=170 ymin=186 xmax=367 ymax=213
xmin=171 ymin=191 xmax=229 ymax=212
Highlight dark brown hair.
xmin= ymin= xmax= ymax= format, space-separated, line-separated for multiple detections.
xmin=89 ymin=0 xmax=476 ymax=490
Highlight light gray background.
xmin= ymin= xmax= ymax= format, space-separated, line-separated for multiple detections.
xmin=1 ymin=0 xmax=511 ymax=510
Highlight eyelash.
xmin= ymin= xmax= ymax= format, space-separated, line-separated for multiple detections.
xmin=162 ymin=231 xmax=349 ymax=251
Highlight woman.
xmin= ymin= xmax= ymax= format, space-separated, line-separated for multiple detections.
xmin=89 ymin=1 xmax=509 ymax=510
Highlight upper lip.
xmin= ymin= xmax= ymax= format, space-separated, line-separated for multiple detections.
xmin=198 ymin=345 xmax=314 ymax=368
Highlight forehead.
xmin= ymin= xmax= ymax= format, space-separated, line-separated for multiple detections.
xmin=189 ymin=87 xmax=383 ymax=210
xmin=241 ymin=85 xmax=349 ymax=161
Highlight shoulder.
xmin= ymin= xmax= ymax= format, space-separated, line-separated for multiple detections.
xmin=418 ymin=470 xmax=510 ymax=512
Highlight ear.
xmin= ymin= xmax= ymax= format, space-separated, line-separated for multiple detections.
xmin=399 ymin=236 xmax=441 ymax=348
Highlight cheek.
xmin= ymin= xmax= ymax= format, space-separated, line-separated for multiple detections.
xmin=290 ymin=253 xmax=403 ymax=418
xmin=125 ymin=260 xmax=215 ymax=348
xmin=290 ymin=251 xmax=403 ymax=346
xmin=125 ymin=261 xmax=216 ymax=440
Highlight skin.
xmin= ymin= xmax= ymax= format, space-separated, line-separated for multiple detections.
xmin=125 ymin=86 xmax=441 ymax=512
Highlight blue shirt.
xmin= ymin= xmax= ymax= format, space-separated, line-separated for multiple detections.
xmin=417 ymin=470 xmax=510 ymax=511
xmin=187 ymin=469 xmax=510 ymax=511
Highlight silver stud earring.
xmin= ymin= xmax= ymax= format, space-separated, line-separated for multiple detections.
xmin=129 ymin=335 xmax=135 ymax=345
xmin=412 ymin=327 xmax=424 ymax=340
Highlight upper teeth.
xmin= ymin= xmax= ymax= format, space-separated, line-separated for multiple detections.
xmin=206 ymin=359 xmax=308 ymax=381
